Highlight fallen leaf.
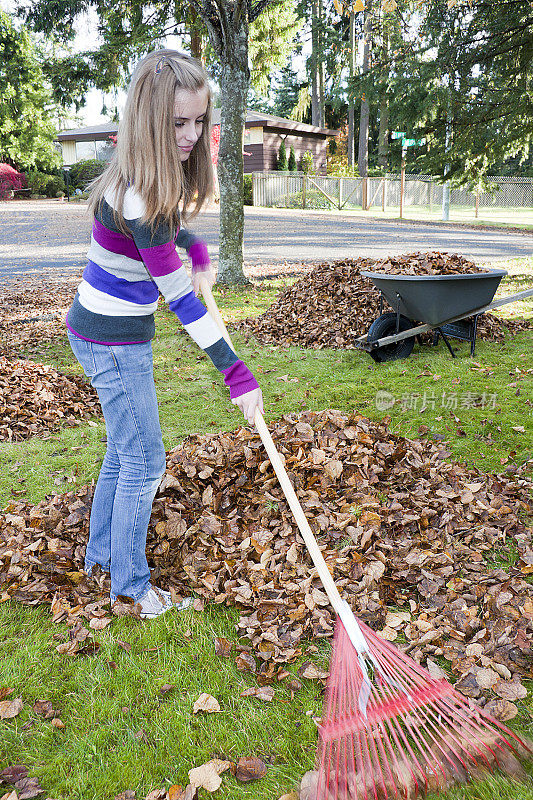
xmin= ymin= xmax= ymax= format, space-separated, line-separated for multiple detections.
xmin=0 ymin=699 xmax=23 ymax=720
xmin=240 ymin=686 xmax=275 ymax=702
xmin=192 ymin=693 xmax=221 ymax=714
xmin=32 ymin=701 xmax=55 ymax=719
xmin=188 ymin=759 xmax=230 ymax=792
xmin=235 ymin=652 xmax=256 ymax=673
xmin=214 ymin=637 xmax=232 ymax=657
xmin=89 ymin=617 xmax=112 ymax=630
xmin=426 ymin=659 xmax=447 ymax=680
xmin=484 ymin=699 xmax=519 ymax=722
xmin=299 ymin=771 xmax=319 ymax=800
xmin=233 ymin=756 xmax=267 ymax=783
xmin=493 ymin=679 xmax=528 ymax=701
xmin=0 ymin=766 xmax=28 ymax=783
xmin=298 ymin=662 xmax=329 ymax=680
xmin=145 ymin=789 xmax=167 ymax=800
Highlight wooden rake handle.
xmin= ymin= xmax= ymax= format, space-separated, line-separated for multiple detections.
xmin=199 ymin=277 xmax=346 ymax=616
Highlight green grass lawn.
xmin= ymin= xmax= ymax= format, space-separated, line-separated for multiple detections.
xmin=0 ymin=259 xmax=532 ymax=800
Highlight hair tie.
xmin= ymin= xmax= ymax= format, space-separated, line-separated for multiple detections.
xmin=154 ymin=56 xmax=168 ymax=74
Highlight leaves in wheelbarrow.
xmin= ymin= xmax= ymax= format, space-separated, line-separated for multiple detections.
xmin=236 ymin=254 xmax=531 ymax=349
xmin=1 ymin=410 xmax=531 ymax=708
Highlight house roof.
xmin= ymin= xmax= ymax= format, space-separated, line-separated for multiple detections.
xmin=57 ymin=111 xmax=337 ymax=141
xmin=56 ymin=123 xmax=118 ymax=141
xmin=211 ymin=109 xmax=337 ymax=137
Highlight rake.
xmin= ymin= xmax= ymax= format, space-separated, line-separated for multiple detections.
xmin=199 ymin=277 xmax=532 ymax=800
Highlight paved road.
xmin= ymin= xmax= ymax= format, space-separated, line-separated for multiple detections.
xmin=1 ymin=200 xmax=532 ymax=282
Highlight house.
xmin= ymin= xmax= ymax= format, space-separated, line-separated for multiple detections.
xmin=56 ymin=111 xmax=337 ymax=174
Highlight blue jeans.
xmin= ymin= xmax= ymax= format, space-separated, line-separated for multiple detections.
xmin=67 ymin=332 xmax=166 ymax=603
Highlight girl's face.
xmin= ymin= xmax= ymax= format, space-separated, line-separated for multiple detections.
xmin=174 ymin=87 xmax=209 ymax=160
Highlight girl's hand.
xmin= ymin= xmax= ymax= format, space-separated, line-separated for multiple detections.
xmin=232 ymin=387 xmax=264 ymax=425
xmin=188 ymin=240 xmax=216 ymax=296
xmin=192 ymin=264 xmax=216 ymax=297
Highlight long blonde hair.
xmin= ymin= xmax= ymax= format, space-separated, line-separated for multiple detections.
xmin=88 ymin=49 xmax=214 ymax=232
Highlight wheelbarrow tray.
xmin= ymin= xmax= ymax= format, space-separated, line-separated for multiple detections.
xmin=361 ymin=268 xmax=507 ymax=326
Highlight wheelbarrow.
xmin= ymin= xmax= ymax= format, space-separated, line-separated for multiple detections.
xmin=357 ymin=268 xmax=533 ymax=362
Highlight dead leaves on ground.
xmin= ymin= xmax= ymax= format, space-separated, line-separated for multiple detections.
xmin=236 ymin=254 xmax=531 ymax=349
xmin=108 ymin=756 xmax=265 ymax=799
xmin=0 ymin=765 xmax=46 ymax=799
xmin=0 ymin=274 xmax=79 ymax=360
xmin=1 ymin=411 xmax=531 ymax=718
xmin=0 ymin=356 xmax=100 ymax=441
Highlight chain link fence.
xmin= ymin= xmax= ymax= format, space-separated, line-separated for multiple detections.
xmin=252 ymin=173 xmax=533 ymax=224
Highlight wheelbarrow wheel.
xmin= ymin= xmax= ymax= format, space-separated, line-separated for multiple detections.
xmin=367 ymin=313 xmax=416 ymax=362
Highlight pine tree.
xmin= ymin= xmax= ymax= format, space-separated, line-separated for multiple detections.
xmin=277 ymin=143 xmax=288 ymax=170
xmin=288 ymin=146 xmax=297 ymax=171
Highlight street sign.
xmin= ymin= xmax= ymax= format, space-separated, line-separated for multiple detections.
xmin=391 ymin=131 xmax=405 ymax=139
xmin=401 ymin=138 xmax=425 ymax=147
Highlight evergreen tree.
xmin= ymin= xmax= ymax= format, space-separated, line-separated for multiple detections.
xmin=288 ymin=145 xmax=297 ymax=171
xmin=277 ymin=142 xmax=288 ymax=170
xmin=0 ymin=10 xmax=62 ymax=171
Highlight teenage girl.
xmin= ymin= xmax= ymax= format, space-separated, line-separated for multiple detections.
xmin=66 ymin=49 xmax=263 ymax=618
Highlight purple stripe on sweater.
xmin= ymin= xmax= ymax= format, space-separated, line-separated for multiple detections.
xmin=84 ymin=261 xmax=159 ymax=304
xmin=168 ymin=291 xmax=208 ymax=324
xmin=93 ymin=218 xmax=142 ymax=261
xmin=66 ymin=319 xmax=150 ymax=346
xmin=138 ymin=240 xmax=183 ymax=277
xmin=222 ymin=360 xmax=259 ymax=400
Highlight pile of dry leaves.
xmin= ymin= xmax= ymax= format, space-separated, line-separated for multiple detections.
xmin=1 ymin=411 xmax=531 ymax=718
xmin=370 ymin=252 xmax=488 ymax=275
xmin=0 ymin=273 xmax=79 ymax=359
xmin=0 ymin=357 xmax=100 ymax=441
xmin=236 ymin=254 xmax=530 ymax=349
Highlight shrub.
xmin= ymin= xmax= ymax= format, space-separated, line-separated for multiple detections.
xmin=276 ymin=143 xmax=288 ymax=171
xmin=288 ymin=146 xmax=297 ymax=172
xmin=300 ymin=150 xmax=314 ymax=174
xmin=0 ymin=163 xmax=27 ymax=200
xmin=68 ymin=159 xmax=107 ymax=189
xmin=243 ymin=174 xmax=253 ymax=205
xmin=26 ymin=171 xmax=66 ymax=197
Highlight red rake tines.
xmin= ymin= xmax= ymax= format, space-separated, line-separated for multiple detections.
xmin=313 ymin=617 xmax=532 ymax=800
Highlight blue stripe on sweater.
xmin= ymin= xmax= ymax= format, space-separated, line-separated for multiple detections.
xmin=168 ymin=291 xmax=208 ymax=324
xmin=84 ymin=261 xmax=159 ymax=304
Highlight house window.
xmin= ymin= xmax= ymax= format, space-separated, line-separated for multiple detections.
xmin=95 ymin=139 xmax=115 ymax=161
xmin=75 ymin=140 xmax=97 ymax=161
xmin=244 ymin=127 xmax=263 ymax=145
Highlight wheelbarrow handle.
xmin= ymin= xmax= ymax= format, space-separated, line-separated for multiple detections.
xmin=199 ymin=276 xmax=346 ymax=617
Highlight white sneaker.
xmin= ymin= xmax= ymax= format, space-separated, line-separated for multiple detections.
xmin=137 ymin=587 xmax=193 ymax=619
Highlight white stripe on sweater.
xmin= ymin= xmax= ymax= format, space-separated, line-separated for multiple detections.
xmin=87 ymin=238 xmax=147 ymax=282
xmin=78 ymin=281 xmax=159 ymax=317
xmin=183 ymin=311 xmax=225 ymax=349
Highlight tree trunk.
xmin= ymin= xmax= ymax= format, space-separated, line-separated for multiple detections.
xmin=216 ymin=22 xmax=250 ymax=285
xmin=357 ymin=0 xmax=372 ymax=176
xmin=347 ymin=9 xmax=356 ymax=168
xmin=189 ymin=8 xmax=203 ymax=61
xmin=377 ymin=15 xmax=389 ymax=169
xmin=310 ymin=0 xmax=324 ymax=128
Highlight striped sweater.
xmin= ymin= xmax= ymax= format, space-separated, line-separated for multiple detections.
xmin=66 ymin=187 xmax=258 ymax=399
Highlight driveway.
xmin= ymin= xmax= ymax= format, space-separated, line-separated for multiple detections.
xmin=1 ymin=200 xmax=532 ymax=282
